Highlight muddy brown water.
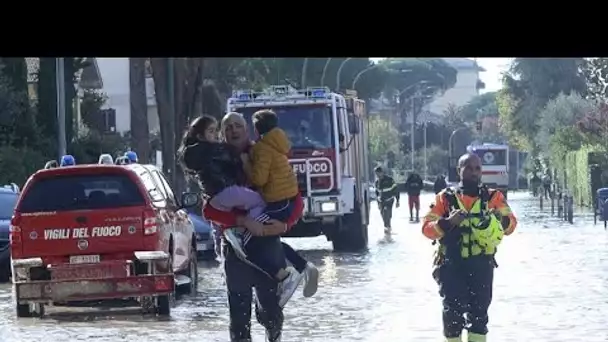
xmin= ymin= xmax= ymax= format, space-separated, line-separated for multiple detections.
xmin=0 ymin=192 xmax=606 ymax=341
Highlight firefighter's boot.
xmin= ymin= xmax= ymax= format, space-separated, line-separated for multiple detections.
xmin=467 ymin=332 xmax=487 ymax=342
xmin=444 ymin=337 xmax=462 ymax=342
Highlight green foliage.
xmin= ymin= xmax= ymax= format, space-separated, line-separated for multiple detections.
xmin=404 ymin=145 xmax=449 ymax=177
xmin=459 ymin=92 xmax=498 ymax=122
xmin=0 ymin=146 xmax=48 ymax=186
xmin=368 ymin=116 xmax=401 ymax=166
xmin=580 ymin=58 xmax=608 ymax=100
xmin=0 ymin=58 xmax=28 ymax=94
xmin=381 ymin=58 xmax=458 ymax=103
xmin=536 ymin=93 xmax=593 ymax=170
xmin=0 ymin=76 xmax=39 ymax=148
xmin=69 ymin=129 xmax=129 ymax=165
xmin=203 ymin=58 xmax=389 ymax=101
xmin=500 ymin=58 xmax=587 ymax=151
xmin=496 ymin=89 xmax=530 ymax=150
xmin=80 ymin=89 xmax=108 ymax=130
xmin=565 ymin=147 xmax=598 ymax=206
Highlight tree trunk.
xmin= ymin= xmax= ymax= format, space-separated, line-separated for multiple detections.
xmin=150 ymin=58 xmax=175 ymax=183
xmin=129 ymin=58 xmax=150 ymax=163
xmin=172 ymin=58 xmax=204 ymax=194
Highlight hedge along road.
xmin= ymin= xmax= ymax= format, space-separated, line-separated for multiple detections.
xmin=0 ymin=192 xmax=606 ymax=342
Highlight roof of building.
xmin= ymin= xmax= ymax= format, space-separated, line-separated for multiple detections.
xmin=442 ymin=58 xmax=486 ymax=72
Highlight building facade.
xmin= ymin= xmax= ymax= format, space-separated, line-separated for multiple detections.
xmin=96 ymin=58 xmax=159 ymax=134
xmin=427 ymin=58 xmax=485 ymax=116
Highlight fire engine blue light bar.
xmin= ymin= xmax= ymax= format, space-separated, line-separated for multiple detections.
xmin=310 ymin=88 xmax=326 ymax=97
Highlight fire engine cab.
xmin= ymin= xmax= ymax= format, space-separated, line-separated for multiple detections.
xmin=227 ymin=85 xmax=370 ymax=251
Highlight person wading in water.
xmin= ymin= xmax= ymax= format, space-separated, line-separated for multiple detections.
xmin=421 ymin=153 xmax=517 ymax=342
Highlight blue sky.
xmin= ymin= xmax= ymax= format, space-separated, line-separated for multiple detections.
xmin=370 ymin=58 xmax=512 ymax=93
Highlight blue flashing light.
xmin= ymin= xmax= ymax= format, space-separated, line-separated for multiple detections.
xmin=125 ymin=151 xmax=138 ymax=163
xmin=60 ymin=154 xmax=76 ymax=167
xmin=311 ymin=88 xmax=326 ymax=98
xmin=237 ymin=93 xmax=250 ymax=101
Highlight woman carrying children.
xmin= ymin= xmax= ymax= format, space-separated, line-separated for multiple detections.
xmin=178 ymin=112 xmax=318 ymax=342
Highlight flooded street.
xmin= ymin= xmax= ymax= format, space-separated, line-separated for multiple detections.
xmin=1 ymin=192 xmax=607 ymax=341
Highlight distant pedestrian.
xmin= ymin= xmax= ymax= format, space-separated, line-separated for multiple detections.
xmin=405 ymin=172 xmax=423 ymax=222
xmin=374 ymin=166 xmax=400 ymax=234
xmin=542 ymin=173 xmax=552 ymax=199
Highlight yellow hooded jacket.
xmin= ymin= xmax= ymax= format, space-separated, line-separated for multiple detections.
xmin=245 ymin=128 xmax=299 ymax=203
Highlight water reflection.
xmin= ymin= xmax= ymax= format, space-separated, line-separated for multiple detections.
xmin=0 ymin=193 xmax=607 ymax=341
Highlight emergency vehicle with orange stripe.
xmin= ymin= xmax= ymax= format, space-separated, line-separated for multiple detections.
xmin=467 ymin=143 xmax=509 ymax=198
xmin=228 ymin=86 xmax=370 ymax=251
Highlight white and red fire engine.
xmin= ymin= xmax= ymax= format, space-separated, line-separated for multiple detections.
xmin=227 ymin=85 xmax=370 ymax=251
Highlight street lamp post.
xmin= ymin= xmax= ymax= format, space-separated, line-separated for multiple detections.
xmin=301 ymin=58 xmax=309 ymax=88
xmin=423 ymin=119 xmax=428 ymax=181
xmin=448 ymin=126 xmax=469 ymax=180
xmin=352 ymin=64 xmax=380 ymax=89
xmin=336 ymin=58 xmax=352 ymax=91
xmin=320 ymin=58 xmax=332 ymax=86
xmin=55 ymin=57 xmax=67 ymax=158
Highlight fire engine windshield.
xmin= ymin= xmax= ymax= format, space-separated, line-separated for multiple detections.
xmin=235 ymin=104 xmax=335 ymax=149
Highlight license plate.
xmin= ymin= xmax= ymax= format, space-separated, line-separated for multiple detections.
xmin=52 ymin=262 xmax=128 ymax=280
xmin=197 ymin=242 xmax=211 ymax=251
xmin=70 ymin=255 xmax=100 ymax=264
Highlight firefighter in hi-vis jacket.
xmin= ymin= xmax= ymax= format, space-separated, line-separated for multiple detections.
xmin=374 ymin=166 xmax=400 ymax=234
xmin=422 ymin=153 xmax=517 ymax=342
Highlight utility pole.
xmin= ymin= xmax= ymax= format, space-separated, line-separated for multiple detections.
xmin=410 ymin=96 xmax=415 ymax=171
xmin=167 ymin=58 xmax=176 ymax=184
xmin=56 ymin=58 xmax=67 ymax=158
xmin=423 ymin=120 xmax=428 ymax=180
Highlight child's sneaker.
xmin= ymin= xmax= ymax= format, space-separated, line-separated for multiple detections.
xmin=302 ymin=262 xmax=319 ymax=298
xmin=223 ymin=228 xmax=247 ymax=260
xmin=277 ymin=266 xmax=304 ymax=307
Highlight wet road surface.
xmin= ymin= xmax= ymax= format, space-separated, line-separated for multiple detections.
xmin=0 ymin=192 xmax=607 ymax=341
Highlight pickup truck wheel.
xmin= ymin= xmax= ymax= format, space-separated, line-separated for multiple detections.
xmin=15 ymin=303 xmax=44 ymax=318
xmin=332 ymin=199 xmax=368 ymax=252
xmin=16 ymin=303 xmax=32 ymax=318
xmin=0 ymin=246 xmax=11 ymax=282
xmin=157 ymin=293 xmax=171 ymax=316
xmin=156 ymin=254 xmax=175 ymax=316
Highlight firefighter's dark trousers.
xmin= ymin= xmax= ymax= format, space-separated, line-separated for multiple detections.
xmin=223 ymin=242 xmax=283 ymax=342
xmin=433 ymin=256 xmax=495 ymax=338
xmin=379 ymin=199 xmax=394 ymax=228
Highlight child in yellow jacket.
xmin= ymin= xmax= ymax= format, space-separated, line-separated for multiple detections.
xmin=236 ymin=109 xmax=318 ymax=306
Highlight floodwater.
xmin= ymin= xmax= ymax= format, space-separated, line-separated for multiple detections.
xmin=0 ymin=192 xmax=607 ymax=341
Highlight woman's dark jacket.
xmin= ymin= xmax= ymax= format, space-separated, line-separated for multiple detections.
xmin=179 ymin=141 xmax=246 ymax=198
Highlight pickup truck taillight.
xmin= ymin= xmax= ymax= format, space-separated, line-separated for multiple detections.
xmin=10 ymin=214 xmax=22 ymax=258
xmin=143 ymin=209 xmax=158 ymax=250
xmin=143 ymin=209 xmax=158 ymax=235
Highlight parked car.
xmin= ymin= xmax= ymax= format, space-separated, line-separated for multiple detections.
xmin=0 ymin=185 xmax=19 ymax=281
xmin=10 ymin=164 xmax=199 ymax=317
xmin=186 ymin=206 xmax=215 ymax=259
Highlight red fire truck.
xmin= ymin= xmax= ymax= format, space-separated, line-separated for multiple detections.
xmin=227 ymin=86 xmax=370 ymax=251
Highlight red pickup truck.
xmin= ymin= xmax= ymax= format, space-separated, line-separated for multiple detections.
xmin=10 ymin=164 xmax=199 ymax=317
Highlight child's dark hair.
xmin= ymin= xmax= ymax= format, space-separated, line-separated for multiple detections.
xmin=252 ymin=109 xmax=278 ymax=135
xmin=181 ymin=115 xmax=217 ymax=146
xmin=178 ymin=115 xmax=217 ymax=178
